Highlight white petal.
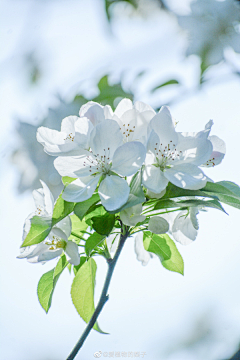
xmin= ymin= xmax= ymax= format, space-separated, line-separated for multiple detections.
xmin=114 ymin=98 xmax=133 ymax=118
xmin=146 ymin=188 xmax=166 ymax=199
xmin=190 ymin=207 xmax=199 ymax=230
xmin=111 ymin=141 xmax=146 ymax=176
xmin=98 ymin=175 xmax=130 ymax=211
xmin=79 ymin=102 xmax=105 ymax=126
xmin=37 ymin=249 xmax=63 ymax=263
xmin=32 ymin=180 xmax=54 ymax=215
xmin=37 ymin=127 xmax=66 ymax=151
xmin=19 ymin=242 xmax=48 ymax=261
xmin=90 ymin=120 xmax=123 ymax=159
xmin=142 ymin=165 xmax=168 ymax=193
xmin=202 ymin=135 xmax=226 ymax=167
xmin=164 ymin=164 xmax=207 ymax=190
xmin=54 ymin=155 xmax=92 ymax=178
xmin=134 ymin=101 xmax=155 ymax=114
xmin=104 ymin=105 xmax=114 ymax=119
xmin=65 ymin=241 xmax=80 ymax=265
xmin=134 ymin=232 xmax=152 ymax=266
xmin=52 ymin=216 xmax=72 ymax=240
xmin=148 ymin=106 xmax=178 ymax=148
xmin=176 ymin=133 xmax=213 ymax=166
xmin=62 ymin=176 xmax=100 ymax=203
xmin=61 ymin=116 xmax=78 ymax=134
xmin=17 ymin=244 xmax=38 ymax=259
xmin=148 ymin=216 xmax=169 ymax=234
xmin=120 ymin=204 xmax=146 ymax=226
xmin=32 ymin=188 xmax=45 ymax=212
xmin=40 ymin=180 xmax=54 ymax=215
xmin=172 ymin=210 xmax=198 ymax=245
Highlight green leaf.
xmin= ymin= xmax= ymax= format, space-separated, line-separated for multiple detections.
xmin=52 ymin=193 xmax=75 ymax=226
xmin=74 ymin=194 xmax=100 ymax=220
xmin=71 ymin=258 xmax=105 ymax=333
xmin=203 ymin=181 xmax=240 ymax=209
xmin=143 ymin=233 xmax=184 ymax=275
xmin=151 ymin=79 xmax=179 ymax=93
xmin=69 ymin=214 xmax=88 ymax=243
xmin=84 ymin=205 xmax=106 ymax=221
xmin=85 ymin=232 xmax=106 ymax=256
xmin=217 ymin=181 xmax=240 ymax=198
xmin=37 ymin=255 xmax=68 ymax=313
xmin=21 ymin=216 xmax=51 ymax=247
xmin=154 ymin=198 xmax=226 ymax=213
xmin=62 ymin=176 xmax=77 ymax=186
xmin=73 ymin=256 xmax=87 ymax=275
xmin=93 ymin=75 xmax=133 ymax=109
xmin=92 ymin=213 xmax=115 ymax=236
xmin=161 ymin=183 xmax=209 ymax=200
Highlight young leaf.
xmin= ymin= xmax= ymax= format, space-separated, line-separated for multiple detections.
xmin=69 ymin=214 xmax=88 ymax=243
xmin=21 ymin=216 xmax=51 ymax=247
xmin=85 ymin=232 xmax=106 ymax=256
xmin=74 ymin=194 xmax=100 ymax=220
xmin=92 ymin=213 xmax=115 ymax=236
xmin=37 ymin=255 xmax=68 ymax=313
xmin=62 ymin=176 xmax=77 ymax=186
xmin=143 ymin=233 xmax=184 ymax=275
xmin=71 ymin=258 xmax=105 ymax=333
xmin=52 ymin=193 xmax=75 ymax=226
xmin=73 ymin=256 xmax=87 ymax=275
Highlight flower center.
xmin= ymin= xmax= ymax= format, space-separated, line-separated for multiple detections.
xmin=83 ymin=148 xmax=112 ymax=175
xmin=120 ymin=123 xmax=136 ymax=141
xmin=205 ymin=157 xmax=216 ymax=166
xmin=64 ymin=133 xmax=75 ymax=142
xmin=45 ymin=235 xmax=66 ymax=251
xmin=153 ymin=141 xmax=182 ymax=171
xmin=36 ymin=206 xmax=44 ymax=216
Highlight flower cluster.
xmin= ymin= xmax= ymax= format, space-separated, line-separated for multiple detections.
xmin=18 ymin=98 xmax=226 ymax=267
xmin=37 ymin=99 xmax=224 ymax=209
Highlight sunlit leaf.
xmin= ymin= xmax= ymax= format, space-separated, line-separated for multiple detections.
xmin=21 ymin=216 xmax=51 ymax=247
xmin=71 ymin=258 xmax=105 ymax=333
xmin=143 ymin=232 xmax=184 ymax=275
xmin=37 ymin=255 xmax=68 ymax=313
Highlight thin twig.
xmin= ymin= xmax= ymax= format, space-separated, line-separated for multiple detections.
xmin=66 ymin=225 xmax=129 ymax=360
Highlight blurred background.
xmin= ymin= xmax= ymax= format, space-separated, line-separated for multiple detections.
xmin=1 ymin=0 xmax=240 ymax=359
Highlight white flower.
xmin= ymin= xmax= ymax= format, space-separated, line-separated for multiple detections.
xmin=202 ymin=135 xmax=226 ymax=167
xmin=37 ymin=115 xmax=93 ymax=156
xmin=79 ymin=99 xmax=156 ymax=145
xmin=162 ymin=207 xmax=199 ymax=246
xmin=111 ymin=99 xmax=156 ymax=144
xmin=180 ymin=120 xmax=226 ymax=167
xmin=178 ymin=0 xmax=240 ymax=66
xmin=142 ymin=106 xmax=213 ymax=194
xmin=18 ymin=181 xmax=80 ymax=265
xmin=54 ymin=120 xmax=146 ymax=211
xmin=134 ymin=232 xmax=155 ymax=266
xmin=120 ymin=204 xmax=146 ymax=226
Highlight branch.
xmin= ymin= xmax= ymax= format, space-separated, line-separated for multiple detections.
xmin=66 ymin=225 xmax=129 ymax=360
